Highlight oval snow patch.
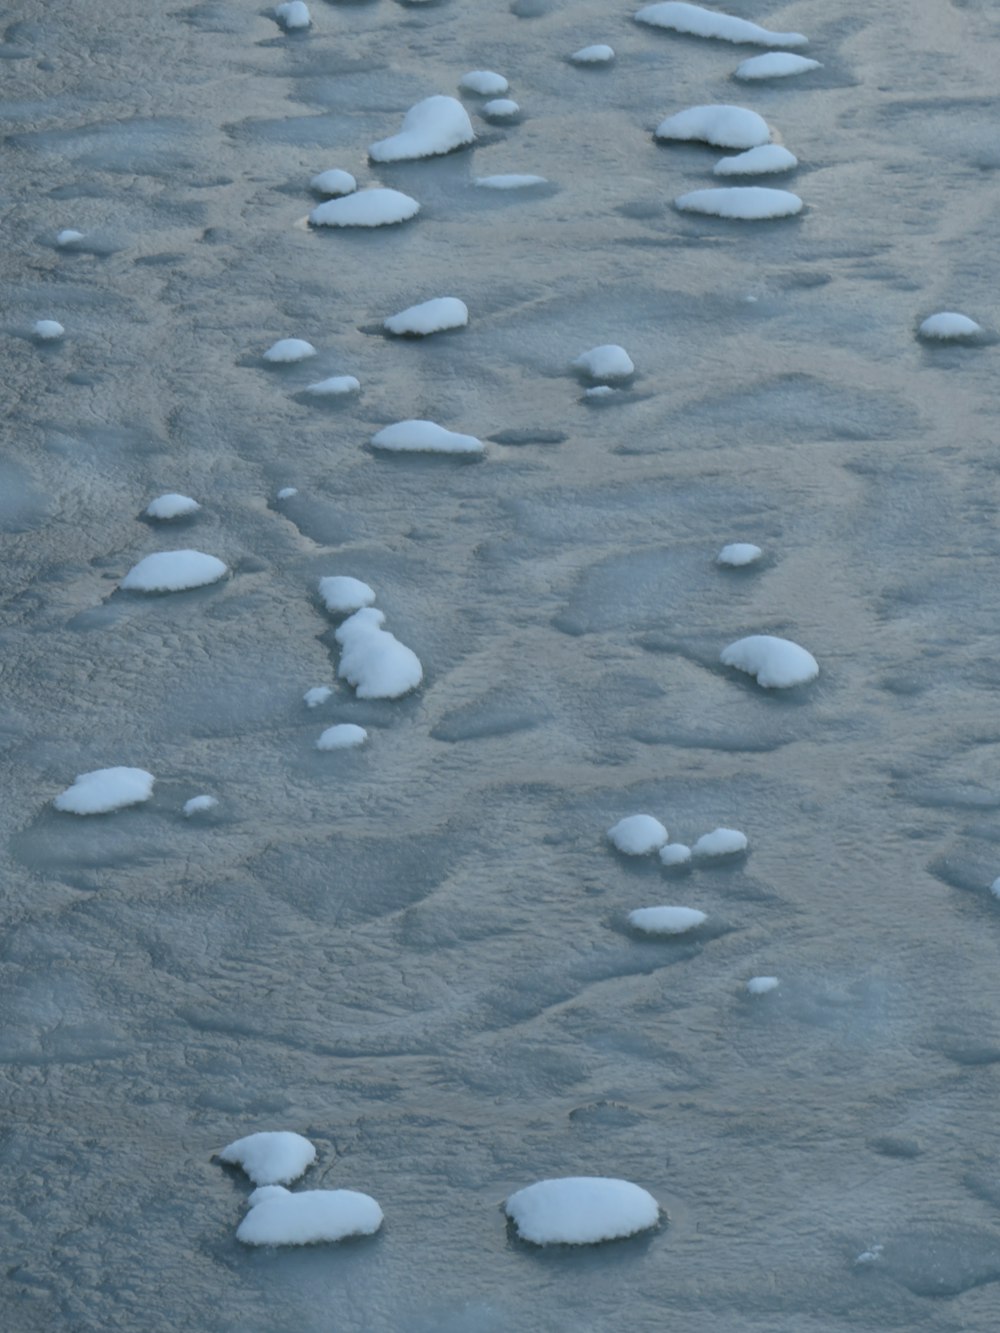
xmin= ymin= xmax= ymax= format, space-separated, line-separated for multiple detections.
xmin=505 ymin=1177 xmax=660 ymax=1245
xmin=720 ymin=634 xmax=818 ymax=688
xmin=121 ymin=551 xmax=228 ymax=592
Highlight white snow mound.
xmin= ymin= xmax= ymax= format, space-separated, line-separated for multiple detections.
xmin=316 ymin=724 xmax=368 ymax=750
xmin=264 ymin=338 xmax=316 ymax=363
xmin=275 ymin=2 xmax=310 ymax=29
xmin=677 ymin=187 xmax=801 ymax=219
xmin=277 ymin=487 xmax=298 ymax=499
xmin=34 ymin=320 xmax=65 ymax=340
xmin=304 ymin=686 xmax=332 ymax=708
xmin=460 ymin=71 xmax=509 ymax=95
xmin=371 ymin=420 xmax=483 ymax=455
xmin=608 ymin=814 xmax=668 ymax=855
xmin=121 ymin=550 xmax=228 ymax=592
xmin=735 ymin=53 xmax=821 ymax=79
xmin=335 ymin=607 xmax=423 ymax=700
xmin=219 ymin=1131 xmax=317 ymax=1186
xmin=659 ymin=843 xmax=692 ymax=866
xmin=146 ymin=493 xmax=200 ymax=520
xmin=693 ymin=827 xmax=747 ymax=857
xmin=721 ymin=634 xmax=818 ymax=687
xmin=747 ymin=975 xmax=779 ymax=995
xmin=183 ymin=794 xmax=218 ymax=816
xmin=629 ymin=906 xmax=707 ymax=934
xmin=56 ymin=229 xmax=84 ymax=246
xmin=573 ymin=344 xmax=635 ymax=380
xmin=991 ymin=877 xmax=1000 ymax=899
xmin=718 ymin=542 xmax=762 ymax=565
xmin=237 ymin=1188 xmax=383 ymax=1247
xmin=505 ymin=1177 xmax=660 ymax=1245
xmin=306 ymin=375 xmax=360 ymax=396
xmin=714 ymin=145 xmax=797 ymax=176
xmin=572 ymin=44 xmax=615 ymax=63
xmin=311 ymin=168 xmax=357 ymax=197
xmin=482 ymin=99 xmax=519 ymax=119
xmin=370 ymin=95 xmax=474 ymax=162
xmin=656 ymin=105 xmax=770 ymax=149
xmin=310 ymin=189 xmax=420 ymax=228
xmin=919 ymin=312 xmax=983 ymax=341
xmin=385 ymin=297 xmax=468 ymax=336
xmin=54 ymin=767 xmax=155 ymax=816
xmin=319 ymin=575 xmax=376 ymax=614
xmin=475 ymin=174 xmax=548 ymax=189
xmin=635 ymin=3 xmax=807 ymax=48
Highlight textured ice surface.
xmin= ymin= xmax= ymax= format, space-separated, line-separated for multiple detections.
xmin=218 ymin=1131 xmax=317 ymax=1185
xmin=369 ymin=96 xmax=474 ymax=163
xmin=676 ymin=187 xmax=802 ymax=219
xmin=608 ymin=814 xmax=668 ymax=855
xmin=505 ymin=1177 xmax=660 ymax=1245
xmin=120 ymin=550 xmax=227 ymax=592
xmin=237 ymin=1187 xmax=383 ymax=1246
xmin=721 ymin=635 xmax=819 ymax=687
xmin=384 ymin=297 xmax=468 ymax=336
xmin=53 ymin=767 xmax=155 ymax=815
xmin=635 ymin=3 xmax=807 ymax=48
xmin=656 ymin=105 xmax=770 ymax=149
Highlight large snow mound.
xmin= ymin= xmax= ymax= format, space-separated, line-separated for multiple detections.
xmin=306 ymin=375 xmax=360 ymax=396
xmin=735 ymin=53 xmax=821 ymax=79
xmin=121 ymin=550 xmax=228 ymax=592
xmin=146 ymin=493 xmax=200 ymax=519
xmin=264 ymin=338 xmax=316 ymax=363
xmin=629 ymin=906 xmax=707 ymax=934
xmin=608 ymin=814 xmax=668 ymax=855
xmin=54 ymin=767 xmax=155 ymax=815
xmin=676 ymin=187 xmax=802 ymax=219
xmin=635 ymin=3 xmax=807 ymax=48
xmin=571 ymin=44 xmax=615 ymax=64
xmin=219 ymin=1131 xmax=316 ymax=1186
xmin=919 ymin=312 xmax=983 ymax=341
xmin=316 ymin=724 xmax=368 ymax=750
xmin=385 ymin=297 xmax=468 ymax=336
xmin=714 ymin=145 xmax=796 ymax=176
xmin=693 ymin=827 xmax=747 ymax=857
xmin=370 ymin=96 xmax=474 ymax=162
xmin=720 ymin=634 xmax=818 ymax=687
xmin=460 ymin=70 xmax=509 ymax=96
xmin=335 ymin=607 xmax=423 ymax=699
xmin=310 ymin=189 xmax=420 ymax=228
xmin=310 ymin=168 xmax=357 ymax=197
xmin=237 ymin=1187 xmax=383 ymax=1246
xmin=319 ymin=575 xmax=376 ymax=614
xmin=717 ymin=542 xmax=762 ymax=565
xmin=505 ymin=1177 xmax=660 ymax=1245
xmin=371 ymin=420 xmax=483 ymax=455
xmin=573 ymin=344 xmax=635 ymax=380
xmin=475 ymin=174 xmax=548 ymax=189
xmin=656 ymin=104 xmax=770 ymax=149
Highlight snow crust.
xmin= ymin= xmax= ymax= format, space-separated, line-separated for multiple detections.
xmin=183 ymin=794 xmax=218 ymax=816
xmin=146 ymin=493 xmax=200 ymax=519
xmin=305 ymin=375 xmax=360 ymax=396
xmin=310 ymin=189 xmax=420 ymax=228
xmin=482 ymin=99 xmax=520 ymax=119
xmin=335 ymin=607 xmax=423 ymax=699
xmin=747 ymin=975 xmax=779 ymax=995
xmin=385 ymin=297 xmax=469 ymax=336
xmin=919 ymin=312 xmax=983 ymax=340
xmin=717 ymin=542 xmax=762 ymax=565
xmin=219 ymin=1131 xmax=317 ymax=1186
xmin=693 ymin=827 xmax=747 ymax=857
xmin=369 ymin=96 xmax=474 ymax=162
xmin=371 ymin=420 xmax=483 ymax=455
xmin=54 ymin=767 xmax=155 ymax=815
xmin=505 ymin=1177 xmax=660 ymax=1245
xmin=735 ymin=53 xmax=821 ymax=79
xmin=629 ymin=906 xmax=707 ymax=934
xmin=608 ymin=814 xmax=668 ymax=855
xmin=635 ymin=3 xmax=808 ymax=48
xmin=319 ymin=575 xmax=376 ymax=614
xmin=316 ymin=723 xmax=368 ymax=750
xmin=475 ymin=175 xmax=548 ymax=189
xmin=237 ymin=1187 xmax=383 ymax=1247
xmin=121 ymin=550 xmax=228 ymax=592
xmin=304 ymin=686 xmax=332 ymax=708
xmin=572 ymin=45 xmax=615 ymax=64
xmin=573 ymin=344 xmax=635 ymax=380
xmin=460 ymin=70 xmax=509 ymax=96
xmin=656 ymin=104 xmax=770 ymax=149
xmin=713 ymin=145 xmax=796 ymax=176
xmin=310 ymin=168 xmax=357 ymax=197
xmin=264 ymin=338 xmax=316 ymax=363
xmin=659 ymin=843 xmax=692 ymax=866
xmin=56 ymin=229 xmax=84 ymax=246
xmin=720 ymin=634 xmax=818 ymax=687
xmin=275 ymin=2 xmax=310 ymax=29
xmin=34 ymin=320 xmax=65 ymax=340
xmin=677 ymin=187 xmax=801 ymax=218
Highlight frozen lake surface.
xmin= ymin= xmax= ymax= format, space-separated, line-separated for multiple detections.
xmin=4 ymin=1 xmax=1000 ymax=1329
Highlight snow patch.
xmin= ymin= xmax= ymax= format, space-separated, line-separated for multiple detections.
xmin=264 ymin=338 xmax=316 ymax=363
xmin=305 ymin=375 xmax=360 ymax=396
xmin=608 ymin=814 xmax=668 ymax=855
xmin=735 ymin=52 xmax=821 ymax=80
xmin=571 ymin=44 xmax=615 ymax=64
xmin=219 ymin=1131 xmax=317 ymax=1186
xmin=629 ymin=906 xmax=707 ymax=934
xmin=713 ymin=145 xmax=796 ymax=176
xmin=385 ymin=297 xmax=468 ymax=336
xmin=277 ymin=487 xmax=298 ymax=499
xmin=482 ymin=99 xmax=520 ymax=120
xmin=121 ymin=550 xmax=228 ymax=592
xmin=635 ymin=3 xmax=807 ymax=48
xmin=717 ymin=542 xmax=762 ymax=566
xmin=371 ymin=420 xmax=483 ymax=455
xmin=275 ymin=2 xmax=310 ymax=29
xmin=335 ymin=607 xmax=423 ymax=700
xmin=460 ymin=70 xmax=509 ymax=96
xmin=310 ymin=189 xmax=420 ymax=228
xmin=747 ymin=975 xmax=779 ymax=995
xmin=369 ymin=96 xmax=474 ymax=162
xmin=656 ymin=104 xmax=770 ymax=150
xmin=573 ymin=344 xmax=635 ymax=380
xmin=693 ymin=827 xmax=747 ymax=857
xmin=316 ymin=724 xmax=368 ymax=750
xmin=56 ymin=229 xmax=84 ymax=246
xmin=659 ymin=843 xmax=692 ymax=866
xmin=183 ymin=794 xmax=218 ymax=816
xmin=475 ymin=174 xmax=548 ymax=189
xmin=720 ymin=634 xmax=818 ymax=688
xmin=237 ymin=1188 xmax=383 ymax=1247
xmin=34 ymin=320 xmax=65 ymax=340
xmin=319 ymin=576 xmax=376 ymax=614
xmin=54 ymin=767 xmax=155 ymax=816
xmin=505 ymin=1177 xmax=660 ymax=1245
xmin=677 ymin=187 xmax=802 ymax=218
xmin=310 ymin=168 xmax=356 ymax=197
xmin=304 ymin=686 xmax=332 ymax=708
xmin=146 ymin=493 xmax=200 ymax=520
xmin=919 ymin=312 xmax=983 ymax=341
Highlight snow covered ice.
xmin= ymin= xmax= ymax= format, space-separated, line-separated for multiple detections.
xmin=335 ymin=607 xmax=423 ymax=699
xmin=53 ymin=767 xmax=155 ymax=816
xmin=316 ymin=723 xmax=368 ymax=750
xmin=693 ymin=827 xmax=747 ymax=857
xmin=505 ymin=1177 xmax=660 ymax=1245
xmin=735 ymin=53 xmax=821 ymax=80
xmin=371 ymin=420 xmax=483 ymax=455
xmin=475 ymin=174 xmax=548 ymax=190
xmin=747 ymin=976 xmax=780 ymax=995
xmin=369 ymin=96 xmax=474 ymax=163
xmin=310 ymin=189 xmax=420 ymax=228
xmin=635 ymin=3 xmax=807 ymax=48
xmin=459 ymin=70 xmax=509 ymax=96
xmin=629 ymin=906 xmax=707 ymax=935
xmin=608 ymin=814 xmax=668 ymax=855
xmin=183 ymin=794 xmax=217 ymax=816
xmin=145 ymin=493 xmax=200 ymax=520
xmin=482 ymin=99 xmax=520 ymax=121
xmin=33 ymin=319 xmax=64 ymax=341
xmin=236 ymin=1186 xmax=384 ymax=1247
xmin=310 ymin=168 xmax=356 ymax=197
xmin=677 ymin=187 xmax=802 ymax=219
xmin=263 ymin=338 xmax=316 ymax=363
xmin=218 ymin=1131 xmax=316 ymax=1186
xmin=720 ymin=634 xmax=819 ymax=688
xmin=573 ymin=345 xmax=635 ymax=380
xmin=305 ymin=375 xmax=360 ymax=396
xmin=304 ymin=686 xmax=332 ymax=708
xmin=571 ymin=45 xmax=615 ymax=64
xmin=717 ymin=542 xmax=762 ymax=565
xmin=659 ymin=843 xmax=692 ymax=866
xmin=120 ymin=550 xmax=228 ymax=592
xmin=384 ymin=297 xmax=468 ymax=336
xmin=713 ymin=146 xmax=797 ymax=177
xmin=318 ymin=575 xmax=376 ymax=614
xmin=656 ymin=105 xmax=770 ymax=150
xmin=274 ymin=2 xmax=310 ymax=30
xmin=918 ymin=312 xmax=983 ymax=341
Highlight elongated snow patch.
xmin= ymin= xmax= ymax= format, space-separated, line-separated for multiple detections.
xmin=310 ymin=189 xmax=419 ymax=228
xmin=656 ymin=105 xmax=770 ymax=150
xmin=505 ymin=1177 xmax=660 ymax=1245
xmin=385 ymin=297 xmax=468 ymax=336
xmin=629 ymin=906 xmax=706 ymax=934
xmin=747 ymin=975 xmax=779 ymax=995
xmin=735 ymin=53 xmax=821 ymax=79
xmin=676 ymin=187 xmax=801 ymax=219
xmin=608 ymin=814 xmax=668 ymax=855
xmin=237 ymin=1187 xmax=383 ymax=1246
xmin=372 ymin=420 xmax=483 ymax=455
xmin=370 ymin=95 xmax=474 ymax=162
xmin=693 ymin=827 xmax=747 ymax=857
xmin=335 ymin=608 xmax=423 ymax=699
xmin=475 ymin=174 xmax=548 ymax=189
xmin=219 ymin=1131 xmax=316 ymax=1186
xmin=572 ymin=44 xmax=615 ymax=63
xmin=717 ymin=542 xmax=762 ymax=566
xmin=574 ymin=344 xmax=634 ymax=380
xmin=54 ymin=767 xmax=155 ymax=815
xmin=316 ymin=723 xmax=367 ymax=750
xmin=319 ymin=575 xmax=376 ymax=614
xmin=121 ymin=550 xmax=228 ymax=592
xmin=721 ymin=634 xmax=818 ymax=688
xmin=146 ymin=493 xmax=200 ymax=519
xmin=264 ymin=338 xmax=316 ymax=363
xmin=635 ymin=3 xmax=807 ymax=48
xmin=183 ymin=794 xmax=217 ymax=816
xmin=919 ymin=312 xmax=983 ymax=341
xmin=306 ymin=375 xmax=360 ymax=396
xmin=714 ymin=145 xmax=796 ymax=176
xmin=311 ymin=168 xmax=356 ymax=197
xmin=275 ymin=1 xmax=310 ymax=29
xmin=659 ymin=843 xmax=692 ymax=866
xmin=460 ymin=70 xmax=509 ymax=96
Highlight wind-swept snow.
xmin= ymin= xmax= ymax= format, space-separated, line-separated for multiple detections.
xmin=721 ymin=635 xmax=818 ymax=687
xmin=385 ymin=297 xmax=468 ymax=336
xmin=121 ymin=550 xmax=228 ymax=592
xmin=237 ymin=1187 xmax=383 ymax=1247
xmin=371 ymin=420 xmax=483 ymax=455
xmin=676 ymin=187 xmax=802 ymax=219
xmin=656 ymin=105 xmax=770 ymax=150
xmin=310 ymin=189 xmax=419 ymax=228
xmin=635 ymin=3 xmax=807 ymax=48
xmin=335 ymin=608 xmax=423 ymax=699
xmin=735 ymin=53 xmax=821 ymax=79
xmin=608 ymin=814 xmax=668 ymax=855
xmin=54 ymin=767 xmax=155 ymax=815
xmin=219 ymin=1131 xmax=316 ymax=1186
xmin=475 ymin=174 xmax=548 ymax=189
xmin=713 ymin=145 xmax=796 ymax=176
xmin=369 ymin=96 xmax=474 ymax=162
xmin=505 ymin=1177 xmax=660 ymax=1245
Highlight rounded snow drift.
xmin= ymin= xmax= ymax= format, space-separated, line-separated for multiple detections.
xmin=316 ymin=724 xmax=368 ymax=751
xmin=34 ymin=319 xmax=65 ymax=341
xmin=121 ymin=550 xmax=228 ymax=593
xmin=310 ymin=189 xmax=420 ymax=228
xmin=264 ymin=338 xmax=316 ymax=363
xmin=693 ymin=827 xmax=747 ymax=857
xmin=918 ymin=312 xmax=983 ymax=342
xmin=146 ymin=493 xmax=200 ymax=520
xmin=305 ymin=375 xmax=360 ymax=396
xmin=56 ymin=229 xmax=84 ymax=247
xmin=237 ymin=1187 xmax=383 ymax=1247
xmin=720 ymin=635 xmax=818 ymax=688
xmin=371 ymin=420 xmax=483 ymax=455
xmin=717 ymin=543 xmax=762 ymax=566
xmin=460 ymin=70 xmax=509 ymax=96
xmin=218 ymin=1131 xmax=317 ymax=1186
xmin=635 ymin=3 xmax=807 ymax=48
xmin=676 ymin=188 xmax=802 ymax=219
xmin=335 ymin=607 xmax=423 ymax=700
xmin=304 ymin=686 xmax=332 ymax=708
xmin=369 ymin=95 xmax=474 ymax=162
xmin=735 ymin=53 xmax=821 ymax=80
xmin=319 ymin=575 xmax=376 ymax=614
xmin=659 ymin=843 xmax=692 ymax=867
xmin=656 ymin=105 xmax=770 ymax=150
xmin=183 ymin=794 xmax=218 ymax=817
xmin=747 ymin=976 xmax=780 ymax=996
xmin=571 ymin=44 xmax=615 ymax=64
xmin=54 ymin=767 xmax=155 ymax=815
xmin=629 ymin=906 xmax=707 ymax=935
xmin=384 ymin=297 xmax=468 ymax=337
xmin=714 ymin=146 xmax=797 ymax=177
xmin=275 ymin=1 xmax=310 ymax=29
xmin=505 ymin=1177 xmax=660 ymax=1246
xmin=310 ymin=168 xmax=357 ymax=198
xmin=573 ymin=344 xmax=635 ymax=380
xmin=475 ymin=174 xmax=548 ymax=190
xmin=608 ymin=814 xmax=668 ymax=855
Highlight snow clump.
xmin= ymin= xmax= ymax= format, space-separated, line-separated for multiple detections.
xmin=54 ymin=767 xmax=155 ymax=815
xmin=991 ymin=877 xmax=1000 ymax=900
xmin=218 ymin=1131 xmax=317 ymax=1186
xmin=335 ymin=608 xmax=423 ymax=699
xmin=505 ymin=1177 xmax=660 ymax=1245
xmin=369 ymin=96 xmax=474 ymax=162
xmin=371 ymin=420 xmax=483 ymax=455
xmin=676 ymin=188 xmax=801 ymax=219
xmin=475 ymin=174 xmax=548 ymax=189
xmin=277 ymin=487 xmax=298 ymax=499
xmin=183 ymin=794 xmax=218 ymax=816
xmin=34 ymin=320 xmax=65 ymax=340
xmin=121 ymin=550 xmax=228 ymax=592
xmin=918 ymin=312 xmax=983 ymax=341
xmin=316 ymin=724 xmax=368 ymax=750
xmin=659 ymin=843 xmax=692 ymax=866
xmin=735 ymin=53 xmax=821 ymax=79
xmin=310 ymin=168 xmax=356 ymax=197
xmin=460 ymin=71 xmax=509 ymax=96
xmin=237 ymin=1186 xmax=384 ymax=1247
xmin=635 ymin=3 xmax=808 ymax=48
xmin=319 ymin=575 xmax=376 ymax=614
xmin=714 ymin=145 xmax=796 ymax=176
xmin=304 ymin=686 xmax=332 ymax=708
xmin=629 ymin=906 xmax=707 ymax=935
xmin=385 ymin=297 xmax=468 ymax=336
xmin=693 ymin=827 xmax=747 ymax=857
xmin=571 ymin=45 xmax=615 ymax=64
xmin=573 ymin=345 xmax=635 ymax=380
xmin=56 ymin=229 xmax=84 ymax=246
xmin=608 ymin=814 xmax=668 ymax=855
xmin=146 ymin=493 xmax=200 ymax=520
xmin=717 ymin=542 xmax=762 ymax=566
xmin=656 ymin=105 xmax=770 ymax=150
xmin=305 ymin=375 xmax=360 ymax=396
xmin=310 ymin=189 xmax=420 ymax=228
xmin=720 ymin=634 xmax=818 ymax=688
xmin=264 ymin=338 xmax=316 ymax=363
xmin=275 ymin=2 xmax=310 ymax=29
xmin=482 ymin=99 xmax=520 ymax=120
xmin=747 ymin=976 xmax=779 ymax=995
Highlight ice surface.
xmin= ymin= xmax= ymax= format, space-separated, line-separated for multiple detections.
xmin=735 ymin=53 xmax=821 ymax=80
xmin=720 ymin=634 xmax=819 ymax=687
xmin=505 ymin=1177 xmax=660 ymax=1245
xmin=676 ymin=187 xmax=801 ymax=219
xmin=629 ymin=906 xmax=707 ymax=934
xmin=145 ymin=493 xmax=200 ymax=520
xmin=182 ymin=794 xmax=217 ymax=816
xmin=656 ymin=105 xmax=770 ymax=150
xmin=371 ymin=420 xmax=483 ymax=455
xmin=53 ymin=767 xmax=155 ymax=815
xmin=318 ymin=575 xmax=376 ymax=614
xmin=459 ymin=71 xmax=509 ymax=96
xmin=305 ymin=375 xmax=360 ymax=396
xmin=369 ymin=96 xmax=474 ymax=163
xmin=236 ymin=1187 xmax=384 ymax=1247
xmin=33 ymin=319 xmax=64 ymax=340
xmin=310 ymin=189 xmax=420 ymax=227
xmin=717 ymin=542 xmax=762 ymax=566
xmin=218 ymin=1130 xmax=317 ymax=1185
xmin=310 ymin=168 xmax=357 ymax=197
xmin=747 ymin=976 xmax=780 ymax=995
xmin=635 ymin=3 xmax=807 ymax=48
xmin=303 ymin=686 xmax=332 ymax=708
xmin=713 ymin=145 xmax=797 ymax=176
xmin=608 ymin=814 xmax=668 ymax=855
xmin=475 ymin=174 xmax=548 ymax=189
xmin=335 ymin=607 xmax=423 ymax=699
xmin=120 ymin=550 xmax=228 ymax=592
xmin=384 ymin=297 xmax=468 ymax=336
xmin=693 ymin=827 xmax=747 ymax=857
xmin=659 ymin=843 xmax=692 ymax=866
xmin=571 ymin=45 xmax=615 ymax=64
xmin=573 ymin=344 xmax=635 ymax=380
xmin=274 ymin=2 xmax=310 ymax=30
xmin=482 ymin=100 xmax=520 ymax=120
xmin=919 ymin=311 xmax=983 ymax=341
xmin=316 ymin=723 xmax=368 ymax=750
xmin=263 ymin=338 xmax=316 ymax=363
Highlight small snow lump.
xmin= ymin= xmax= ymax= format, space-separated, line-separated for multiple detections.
xmin=218 ymin=1131 xmax=317 ymax=1186
xmin=384 ymin=297 xmax=468 ymax=336
xmin=319 ymin=575 xmax=376 ymax=614
xmin=34 ymin=320 xmax=65 ymax=340
xmin=635 ymin=3 xmax=807 ymax=48
xmin=735 ymin=53 xmax=821 ymax=80
xmin=146 ymin=493 xmax=200 ymax=520
xmin=316 ymin=724 xmax=368 ymax=750
xmin=306 ymin=375 xmax=360 ymax=396
xmin=371 ymin=420 xmax=483 ymax=455
xmin=747 ymin=976 xmax=780 ymax=995
xmin=56 ymin=229 xmax=84 ymax=247
xmin=335 ymin=608 xmax=423 ymax=700
xmin=304 ymin=686 xmax=332 ymax=708
xmin=54 ymin=767 xmax=155 ymax=816
xmin=310 ymin=168 xmax=357 ymax=197
xmin=573 ymin=345 xmax=635 ymax=380
xmin=676 ymin=187 xmax=801 ymax=219
xmin=714 ymin=145 xmax=797 ymax=177
xmin=121 ymin=551 xmax=228 ymax=592
xmin=310 ymin=189 xmax=420 ymax=228
xmin=693 ymin=827 xmax=747 ymax=857
xmin=571 ymin=44 xmax=615 ymax=64
xmin=264 ymin=338 xmax=316 ymax=363
xmin=608 ymin=814 xmax=668 ymax=855
xmin=629 ymin=906 xmax=707 ymax=935
xmin=505 ymin=1177 xmax=660 ymax=1246
xmin=717 ymin=543 xmax=762 ymax=566
xmin=482 ymin=99 xmax=520 ymax=120
xmin=659 ymin=843 xmax=692 ymax=866
xmin=918 ymin=312 xmax=983 ymax=341
xmin=475 ymin=174 xmax=548 ymax=189
xmin=720 ymin=635 xmax=818 ymax=688
xmin=656 ymin=105 xmax=770 ymax=150
xmin=275 ymin=1 xmax=310 ymax=29
xmin=183 ymin=794 xmax=218 ymax=817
